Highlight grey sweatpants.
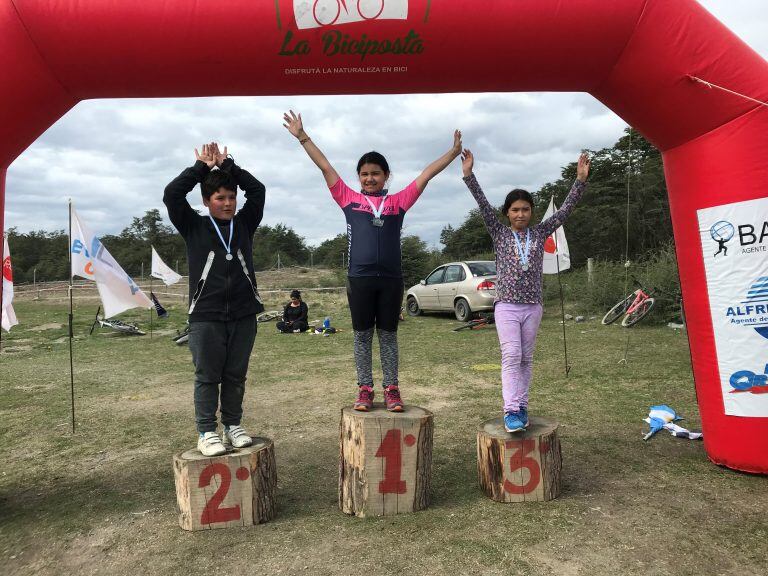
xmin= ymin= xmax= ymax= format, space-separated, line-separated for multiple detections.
xmin=188 ymin=316 xmax=257 ymax=433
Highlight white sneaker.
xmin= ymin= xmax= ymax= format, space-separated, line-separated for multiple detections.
xmin=197 ymin=431 xmax=227 ymax=456
xmin=222 ymin=425 xmax=253 ymax=449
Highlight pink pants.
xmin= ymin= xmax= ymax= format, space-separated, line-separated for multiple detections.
xmin=494 ymin=302 xmax=543 ymax=413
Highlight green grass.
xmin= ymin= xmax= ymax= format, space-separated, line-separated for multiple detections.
xmin=0 ymin=293 xmax=765 ymax=576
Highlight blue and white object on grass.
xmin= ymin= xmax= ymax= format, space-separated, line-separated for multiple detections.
xmin=643 ymin=405 xmax=703 ymax=441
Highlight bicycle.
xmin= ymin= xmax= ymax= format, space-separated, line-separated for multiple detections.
xmin=313 ymin=0 xmax=385 ymax=26
xmin=256 ymin=310 xmax=282 ymax=323
xmin=453 ymin=312 xmax=495 ymax=332
xmin=602 ymin=279 xmax=683 ymax=328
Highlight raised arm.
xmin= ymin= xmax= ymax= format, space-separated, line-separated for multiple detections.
xmin=461 ymin=149 xmax=503 ymax=239
xmin=414 ymin=130 xmax=462 ymax=193
xmin=213 ymin=143 xmax=266 ymax=236
xmin=538 ymin=152 xmax=591 ymax=237
xmin=163 ymin=144 xmax=215 ymax=237
xmin=283 ymin=110 xmax=340 ymax=188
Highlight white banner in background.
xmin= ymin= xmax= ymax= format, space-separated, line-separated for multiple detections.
xmin=698 ymin=197 xmax=768 ymax=417
xmin=151 ymin=246 xmax=182 ymax=286
xmin=541 ymin=196 xmax=571 ymax=275
xmin=70 ymin=206 xmax=152 ymax=318
xmin=2 ymin=235 xmax=18 ymax=332
xmin=293 ymin=0 xmax=408 ymax=30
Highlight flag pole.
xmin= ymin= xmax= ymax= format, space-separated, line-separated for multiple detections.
xmin=149 ymin=276 xmax=153 ymax=339
xmin=68 ymin=200 xmax=76 ymax=433
xmin=554 ymin=228 xmax=570 ymax=377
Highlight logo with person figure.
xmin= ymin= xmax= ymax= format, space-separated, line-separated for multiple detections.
xmin=710 ymin=220 xmax=734 ymax=257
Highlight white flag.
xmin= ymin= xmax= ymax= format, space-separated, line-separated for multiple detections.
xmin=150 ymin=246 xmax=181 ymax=286
xmin=2 ymin=235 xmax=19 ymax=332
xmin=542 ymin=196 xmax=571 ymax=275
xmin=69 ymin=205 xmax=152 ymax=317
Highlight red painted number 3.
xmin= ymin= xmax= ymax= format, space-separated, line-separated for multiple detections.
xmin=199 ymin=463 xmax=241 ymax=524
xmin=375 ymin=429 xmax=407 ymax=494
xmin=503 ymin=439 xmax=541 ymax=495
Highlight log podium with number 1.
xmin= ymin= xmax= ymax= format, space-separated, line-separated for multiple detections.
xmin=339 ymin=405 xmax=433 ymax=517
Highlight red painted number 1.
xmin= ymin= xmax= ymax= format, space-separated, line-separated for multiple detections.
xmin=199 ymin=463 xmax=241 ymax=524
xmin=503 ymin=439 xmax=540 ymax=495
xmin=375 ymin=429 xmax=407 ymax=494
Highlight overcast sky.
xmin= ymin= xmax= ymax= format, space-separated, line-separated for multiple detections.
xmin=5 ymin=0 xmax=768 ymax=250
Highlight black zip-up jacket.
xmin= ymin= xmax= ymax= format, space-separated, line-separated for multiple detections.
xmin=163 ymin=158 xmax=265 ymax=322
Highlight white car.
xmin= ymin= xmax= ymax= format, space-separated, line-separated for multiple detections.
xmin=406 ymin=261 xmax=497 ymax=322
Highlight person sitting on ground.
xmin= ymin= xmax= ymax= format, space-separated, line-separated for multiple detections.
xmin=277 ymin=289 xmax=309 ymax=333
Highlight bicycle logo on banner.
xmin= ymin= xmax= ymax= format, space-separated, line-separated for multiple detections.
xmin=293 ymin=0 xmax=408 ymax=30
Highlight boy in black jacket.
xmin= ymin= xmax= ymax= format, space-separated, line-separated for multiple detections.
xmin=164 ymin=143 xmax=265 ymax=456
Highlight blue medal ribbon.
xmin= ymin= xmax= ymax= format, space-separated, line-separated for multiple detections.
xmin=513 ymin=228 xmax=531 ymax=271
xmin=208 ymin=215 xmax=233 ymax=258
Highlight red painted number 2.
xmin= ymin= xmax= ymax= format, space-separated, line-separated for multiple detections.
xmin=375 ymin=429 xmax=407 ymax=494
xmin=503 ymin=439 xmax=541 ymax=495
xmin=199 ymin=463 xmax=241 ymax=525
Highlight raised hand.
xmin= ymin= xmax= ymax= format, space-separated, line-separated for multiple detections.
xmin=283 ymin=110 xmax=306 ymax=139
xmin=195 ymin=144 xmax=216 ymax=168
xmin=576 ymin=151 xmax=591 ymax=182
xmin=452 ymin=129 xmax=463 ymax=156
xmin=461 ymin=148 xmax=474 ymax=177
xmin=210 ymin=142 xmax=228 ymax=166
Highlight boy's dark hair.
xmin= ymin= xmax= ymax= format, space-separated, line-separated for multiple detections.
xmin=356 ymin=151 xmax=390 ymax=175
xmin=502 ymin=189 xmax=535 ymax=215
xmin=290 ymin=289 xmax=301 ymax=299
xmin=202 ymin=170 xmax=237 ymax=199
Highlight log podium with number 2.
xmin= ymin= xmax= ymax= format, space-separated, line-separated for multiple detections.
xmin=173 ymin=437 xmax=277 ymax=530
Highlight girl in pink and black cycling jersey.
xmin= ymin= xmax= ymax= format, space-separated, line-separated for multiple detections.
xmin=461 ymin=148 xmax=591 ymax=433
xmin=284 ymin=110 xmax=461 ymax=412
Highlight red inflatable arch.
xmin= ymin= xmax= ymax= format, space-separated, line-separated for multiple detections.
xmin=1 ymin=0 xmax=767 ymax=473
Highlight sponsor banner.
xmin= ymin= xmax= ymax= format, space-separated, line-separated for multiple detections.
xmin=698 ymin=197 xmax=768 ymax=417
xmin=2 ymin=235 xmax=19 ymax=332
xmin=293 ymin=0 xmax=408 ymax=30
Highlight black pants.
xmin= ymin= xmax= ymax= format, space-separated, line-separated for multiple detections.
xmin=276 ymin=320 xmax=308 ymax=333
xmin=346 ymin=276 xmax=403 ymax=331
xmin=188 ymin=316 xmax=257 ymax=433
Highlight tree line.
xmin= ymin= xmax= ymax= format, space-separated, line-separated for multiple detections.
xmin=6 ymin=128 xmax=671 ymax=288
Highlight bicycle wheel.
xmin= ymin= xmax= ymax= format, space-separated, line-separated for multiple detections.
xmin=621 ymin=298 xmax=655 ymax=327
xmin=257 ymin=311 xmax=281 ymax=323
xmin=602 ymin=293 xmax=635 ymax=325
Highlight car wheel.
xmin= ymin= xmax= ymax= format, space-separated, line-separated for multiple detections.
xmin=406 ymin=296 xmax=422 ymax=316
xmin=454 ymin=298 xmax=472 ymax=322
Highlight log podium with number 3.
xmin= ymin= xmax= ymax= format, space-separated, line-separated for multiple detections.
xmin=173 ymin=437 xmax=277 ymax=530
xmin=476 ymin=416 xmax=562 ymax=502
xmin=339 ymin=405 xmax=433 ymax=517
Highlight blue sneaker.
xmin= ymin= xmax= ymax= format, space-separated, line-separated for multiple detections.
xmin=504 ymin=411 xmax=525 ymax=433
xmin=519 ymin=406 xmax=530 ymax=429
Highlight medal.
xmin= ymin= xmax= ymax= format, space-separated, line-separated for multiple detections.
xmin=208 ymin=215 xmax=234 ymax=261
xmin=365 ymin=195 xmax=388 ymax=228
xmin=513 ymin=228 xmax=531 ymax=272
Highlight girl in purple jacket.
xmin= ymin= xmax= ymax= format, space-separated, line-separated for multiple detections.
xmin=461 ymin=149 xmax=590 ymax=432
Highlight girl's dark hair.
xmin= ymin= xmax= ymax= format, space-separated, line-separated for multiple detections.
xmin=356 ymin=151 xmax=390 ymax=175
xmin=502 ymin=189 xmax=534 ymax=214
xmin=290 ymin=289 xmax=301 ymax=299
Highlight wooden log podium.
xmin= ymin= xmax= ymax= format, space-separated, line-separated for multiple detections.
xmin=173 ymin=437 xmax=277 ymax=531
xmin=477 ymin=416 xmax=562 ymax=502
xmin=339 ymin=405 xmax=433 ymax=517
